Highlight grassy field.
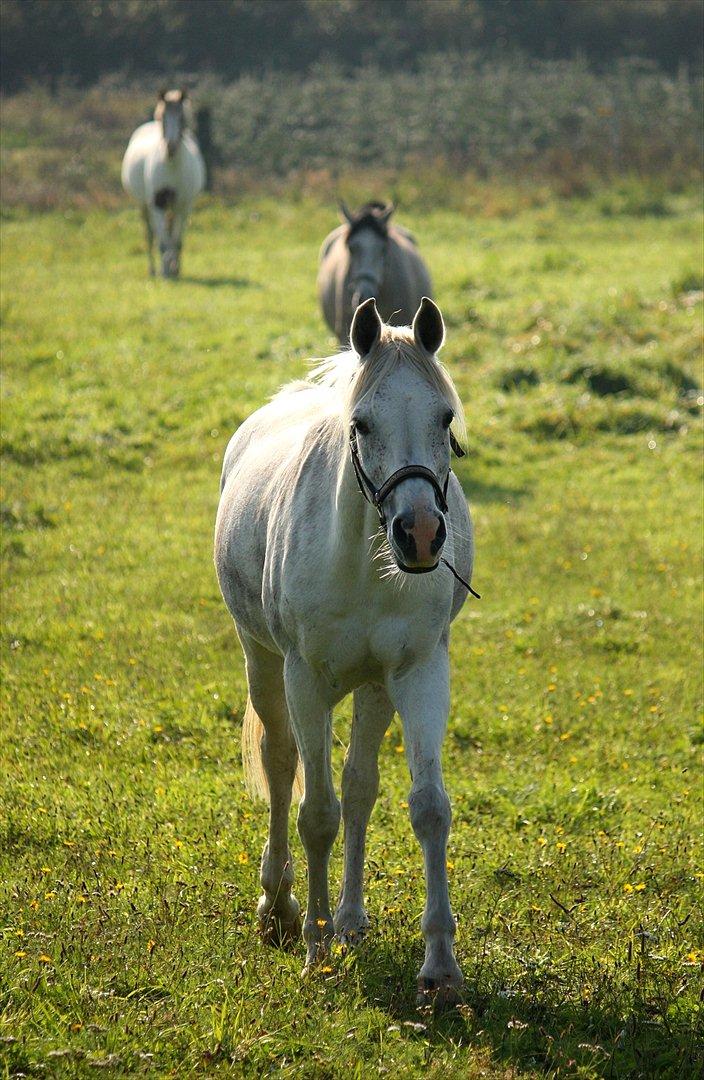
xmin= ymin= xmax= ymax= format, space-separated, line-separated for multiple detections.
xmin=1 ymin=188 xmax=703 ymax=1077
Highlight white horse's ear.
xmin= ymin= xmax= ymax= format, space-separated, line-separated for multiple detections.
xmin=339 ymin=201 xmax=354 ymax=225
xmin=380 ymin=202 xmax=394 ymax=224
xmin=351 ymin=298 xmax=382 ymax=359
xmin=413 ymin=297 xmax=445 ymax=354
xmin=180 ymin=87 xmax=189 ymax=100
xmin=157 ymin=87 xmax=167 ymax=101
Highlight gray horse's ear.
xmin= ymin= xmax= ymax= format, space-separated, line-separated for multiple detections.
xmin=157 ymin=87 xmax=167 ymax=101
xmin=412 ymin=297 xmax=445 ymax=354
xmin=351 ymin=298 xmax=382 ymax=359
xmin=339 ymin=201 xmax=354 ymax=225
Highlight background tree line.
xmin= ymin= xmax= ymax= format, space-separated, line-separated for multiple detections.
xmin=2 ymin=0 xmax=702 ymax=93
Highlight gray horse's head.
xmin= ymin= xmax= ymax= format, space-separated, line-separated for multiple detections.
xmin=155 ymin=88 xmax=189 ymax=158
xmin=340 ymin=201 xmax=394 ymax=310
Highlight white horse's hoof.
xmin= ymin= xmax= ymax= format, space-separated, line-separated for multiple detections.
xmin=257 ymin=895 xmax=301 ymax=949
xmin=301 ymin=927 xmax=334 ymax=973
xmin=416 ymin=975 xmax=465 ymax=1011
xmin=414 ymin=967 xmax=464 ymax=1015
xmin=334 ymin=909 xmax=371 ymax=946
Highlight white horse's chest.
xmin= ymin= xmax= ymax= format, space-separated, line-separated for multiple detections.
xmin=289 ymin=589 xmax=448 ymax=695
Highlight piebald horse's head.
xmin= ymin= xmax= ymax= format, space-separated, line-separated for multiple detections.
xmin=155 ymin=88 xmax=189 ymax=158
xmin=340 ymin=201 xmax=394 ymax=312
xmin=348 ymin=297 xmax=464 ymax=574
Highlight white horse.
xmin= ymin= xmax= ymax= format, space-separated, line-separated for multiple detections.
xmin=214 ymin=297 xmax=476 ymax=1006
xmin=121 ymin=89 xmax=206 ymax=278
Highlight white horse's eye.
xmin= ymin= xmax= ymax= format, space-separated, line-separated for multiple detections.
xmin=353 ymin=419 xmax=370 ymax=436
xmin=442 ymin=411 xmax=454 ymax=430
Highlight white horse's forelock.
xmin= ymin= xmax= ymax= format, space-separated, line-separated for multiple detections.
xmin=282 ymin=326 xmax=467 ymax=448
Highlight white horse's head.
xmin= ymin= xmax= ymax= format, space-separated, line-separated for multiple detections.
xmin=348 ymin=297 xmax=464 ymax=573
xmin=340 ymin=202 xmax=394 ymax=311
xmin=155 ymin=88 xmax=189 ymax=159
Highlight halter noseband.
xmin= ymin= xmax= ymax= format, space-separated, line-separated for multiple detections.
xmin=348 ymin=425 xmax=480 ymax=598
xmin=349 ymin=425 xmax=465 ymax=527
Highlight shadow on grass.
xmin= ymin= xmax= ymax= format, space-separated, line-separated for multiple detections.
xmin=178 ymin=275 xmax=257 ymax=288
xmin=351 ymin=940 xmax=702 ymax=1077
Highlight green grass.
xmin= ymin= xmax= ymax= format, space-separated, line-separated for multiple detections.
xmin=1 ymin=190 xmax=703 ymax=1077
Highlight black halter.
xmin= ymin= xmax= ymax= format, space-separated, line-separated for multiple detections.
xmin=350 ymin=426 xmax=449 ymax=525
xmin=348 ymin=425 xmax=480 ymax=598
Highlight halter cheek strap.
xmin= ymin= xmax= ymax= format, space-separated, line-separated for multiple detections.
xmin=349 ymin=428 xmax=449 ymax=525
xmin=349 ymin=426 xmax=480 ymax=598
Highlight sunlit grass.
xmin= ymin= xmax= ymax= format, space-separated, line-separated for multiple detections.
xmin=1 ymin=190 xmax=702 ymax=1077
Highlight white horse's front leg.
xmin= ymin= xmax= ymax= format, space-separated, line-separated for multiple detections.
xmin=168 ymin=210 xmax=187 ymax=277
xmin=387 ymin=644 xmax=463 ymax=1006
xmin=284 ymin=654 xmax=340 ymax=970
xmin=150 ymin=206 xmax=178 ymax=278
xmin=141 ymin=206 xmax=155 ymax=276
xmin=335 ymin=683 xmax=394 ymax=944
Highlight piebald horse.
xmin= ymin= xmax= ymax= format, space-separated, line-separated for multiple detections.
xmin=121 ymin=89 xmax=206 ymax=278
xmin=214 ymin=297 xmax=476 ymax=1005
xmin=317 ymin=201 xmax=433 ymax=342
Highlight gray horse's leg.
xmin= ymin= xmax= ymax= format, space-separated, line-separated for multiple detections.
xmin=241 ymin=632 xmax=301 ymax=946
xmin=387 ymin=644 xmax=463 ymax=1007
xmin=142 ymin=206 xmax=155 ymax=276
xmin=335 ymin=683 xmax=394 ymax=943
xmin=283 ymin=653 xmax=340 ymax=970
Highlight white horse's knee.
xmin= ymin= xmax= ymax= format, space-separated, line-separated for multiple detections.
xmin=298 ymin=794 xmax=341 ymax=853
xmin=409 ymin=782 xmax=451 ymax=844
xmin=261 ymin=729 xmax=298 ymax=783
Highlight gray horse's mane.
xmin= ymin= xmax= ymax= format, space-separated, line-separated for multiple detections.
xmin=347 ymin=202 xmax=392 ymax=238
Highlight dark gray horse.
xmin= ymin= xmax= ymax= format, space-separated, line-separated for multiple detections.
xmin=317 ymin=202 xmax=433 ymax=342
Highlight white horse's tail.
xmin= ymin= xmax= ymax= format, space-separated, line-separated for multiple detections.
xmin=241 ymin=696 xmax=304 ymax=803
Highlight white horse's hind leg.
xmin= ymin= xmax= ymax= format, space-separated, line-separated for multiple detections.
xmin=387 ymin=644 xmax=463 ymax=1007
xmin=241 ymin=634 xmax=301 ymax=947
xmin=284 ymin=653 xmax=340 ymax=970
xmin=335 ymin=683 xmax=394 ymax=944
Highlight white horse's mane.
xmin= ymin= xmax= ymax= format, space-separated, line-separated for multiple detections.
xmin=273 ymin=326 xmax=467 ymax=446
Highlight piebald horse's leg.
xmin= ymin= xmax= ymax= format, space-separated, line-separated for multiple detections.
xmin=284 ymin=653 xmax=340 ymax=970
xmin=241 ymin=633 xmax=301 ymax=947
xmin=170 ymin=211 xmax=186 ymax=278
xmin=387 ymin=643 xmax=463 ymax=1007
xmin=142 ymin=206 xmax=155 ymax=277
xmin=335 ymin=683 xmax=394 ymax=943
